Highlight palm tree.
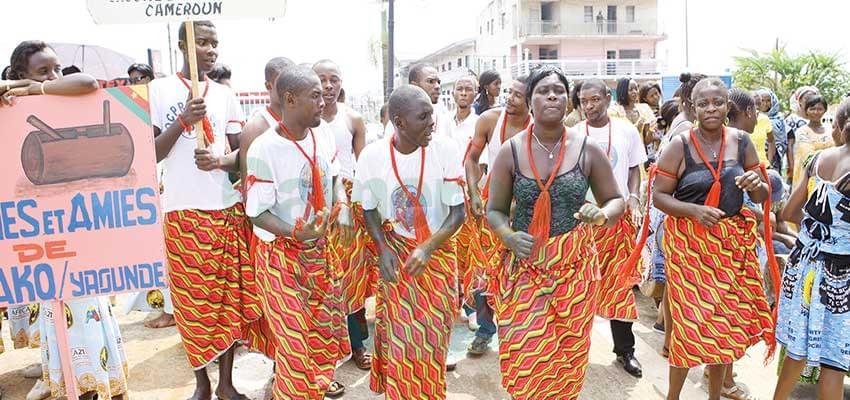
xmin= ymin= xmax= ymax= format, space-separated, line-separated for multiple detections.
xmin=733 ymin=46 xmax=850 ymax=110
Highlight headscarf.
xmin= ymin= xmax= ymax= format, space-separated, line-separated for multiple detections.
xmin=761 ymin=88 xmax=786 ymax=143
xmin=790 ymin=86 xmax=820 ymax=117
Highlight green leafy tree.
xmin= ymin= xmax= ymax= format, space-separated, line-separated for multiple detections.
xmin=733 ymin=47 xmax=850 ymax=111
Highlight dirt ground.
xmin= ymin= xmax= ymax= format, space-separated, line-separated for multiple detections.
xmin=0 ymin=294 xmax=845 ymax=399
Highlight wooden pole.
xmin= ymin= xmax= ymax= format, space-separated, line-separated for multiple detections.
xmin=52 ymin=301 xmax=79 ymax=400
xmin=184 ymin=21 xmax=206 ymax=149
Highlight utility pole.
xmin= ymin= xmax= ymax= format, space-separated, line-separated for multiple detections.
xmin=167 ymin=22 xmax=174 ymax=74
xmin=684 ymin=0 xmax=689 ymax=69
xmin=387 ymin=0 xmax=395 ymax=100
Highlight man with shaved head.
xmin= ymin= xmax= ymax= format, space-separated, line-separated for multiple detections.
xmin=238 ymin=56 xmax=295 ymax=362
xmin=312 ymin=59 xmax=376 ymax=373
xmin=245 ymin=65 xmax=351 ymax=399
xmin=353 ymin=85 xmax=466 ymax=398
xmin=237 ymin=57 xmax=295 ymax=194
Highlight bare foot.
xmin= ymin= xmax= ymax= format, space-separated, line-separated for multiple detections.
xmin=145 ymin=313 xmax=176 ymax=329
xmin=215 ymin=384 xmax=248 ymax=400
xmin=186 ymin=386 xmax=212 ymax=400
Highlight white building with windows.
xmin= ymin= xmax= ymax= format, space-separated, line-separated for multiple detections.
xmin=476 ymin=0 xmax=666 ymax=81
xmin=397 ymin=38 xmax=481 ymax=110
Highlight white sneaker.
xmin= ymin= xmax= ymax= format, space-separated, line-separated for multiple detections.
xmin=26 ymin=379 xmax=50 ymax=400
xmin=467 ymin=312 xmax=479 ymax=331
xmin=23 ymin=364 xmax=42 ymax=379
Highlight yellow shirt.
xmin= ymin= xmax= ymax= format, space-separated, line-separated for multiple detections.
xmin=751 ymin=113 xmax=771 ymax=163
xmin=794 ymin=124 xmax=835 ymax=192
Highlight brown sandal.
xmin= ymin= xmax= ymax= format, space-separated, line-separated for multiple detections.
xmin=721 ymin=384 xmax=755 ymax=400
xmin=326 ymin=381 xmax=345 ymax=398
xmin=352 ymin=348 xmax=373 ymax=370
xmin=662 ymin=346 xmax=669 ymax=358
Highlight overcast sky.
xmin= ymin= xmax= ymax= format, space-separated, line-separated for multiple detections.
xmin=2 ymin=0 xmax=848 ymax=96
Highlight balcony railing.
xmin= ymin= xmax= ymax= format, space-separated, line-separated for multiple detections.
xmin=511 ymin=59 xmax=662 ymax=80
xmin=521 ymin=20 xmax=657 ymax=37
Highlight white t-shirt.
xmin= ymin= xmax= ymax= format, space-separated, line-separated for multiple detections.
xmin=449 ymin=112 xmax=480 ymax=162
xmin=383 ymin=102 xmax=452 ymax=140
xmin=573 ymin=118 xmax=647 ymax=199
xmin=449 ymin=112 xmax=486 ymax=188
xmin=245 ymin=125 xmax=340 ymax=242
xmin=353 ymin=136 xmax=465 ymax=239
xmin=149 ymin=74 xmax=244 ymax=212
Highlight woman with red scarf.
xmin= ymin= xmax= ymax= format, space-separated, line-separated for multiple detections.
xmin=486 ymin=65 xmax=625 ymax=399
xmin=652 ymin=78 xmax=777 ymax=400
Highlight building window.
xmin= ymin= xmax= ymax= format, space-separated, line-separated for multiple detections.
xmin=541 ymin=2 xmax=553 ymax=21
xmin=500 ymin=13 xmax=506 ymax=29
xmin=457 ymin=57 xmax=462 ymax=67
xmin=626 ymin=6 xmax=635 ymax=22
xmin=480 ymin=25 xmax=483 ymax=35
xmin=584 ymin=6 xmax=593 ymax=22
xmin=619 ymin=49 xmax=641 ymax=59
xmin=448 ymin=62 xmax=452 ymax=71
xmin=502 ymin=56 xmax=507 ymax=69
xmin=539 ymin=46 xmax=558 ymax=60
xmin=466 ymin=55 xmax=472 ymax=69
xmin=490 ymin=18 xmax=495 ymax=34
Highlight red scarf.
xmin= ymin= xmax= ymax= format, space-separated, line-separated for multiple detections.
xmin=279 ymin=122 xmax=325 ymax=214
xmin=525 ymin=124 xmax=567 ymax=251
xmin=689 ymin=126 xmax=727 ymax=208
xmin=389 ymin=136 xmax=430 ymax=244
xmin=176 ymin=72 xmax=214 ymax=145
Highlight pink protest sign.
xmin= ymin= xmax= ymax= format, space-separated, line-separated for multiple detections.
xmin=0 ymin=86 xmax=167 ymax=308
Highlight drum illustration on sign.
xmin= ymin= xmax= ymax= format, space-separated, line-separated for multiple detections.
xmin=20 ymin=100 xmax=134 ymax=185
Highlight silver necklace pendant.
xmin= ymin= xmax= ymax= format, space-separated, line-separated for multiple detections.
xmin=548 ymin=153 xmax=554 ymax=159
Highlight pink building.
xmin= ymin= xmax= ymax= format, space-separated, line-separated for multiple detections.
xmin=476 ymin=0 xmax=666 ymax=80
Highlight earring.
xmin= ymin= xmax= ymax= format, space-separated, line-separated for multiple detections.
xmin=724 ymin=117 xmax=730 ymax=125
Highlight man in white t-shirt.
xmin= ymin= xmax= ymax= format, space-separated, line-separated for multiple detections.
xmin=353 ymin=85 xmax=465 ymax=398
xmin=573 ymin=78 xmax=648 ymax=379
xmin=149 ymin=20 xmax=255 ymax=400
xmin=312 ymin=59 xmax=377 ymax=373
xmin=234 ymin=56 xmax=298 ymax=364
xmin=245 ymin=66 xmax=351 ymax=399
xmin=446 ymin=74 xmax=490 ymax=352
xmin=383 ymin=63 xmax=452 ymax=139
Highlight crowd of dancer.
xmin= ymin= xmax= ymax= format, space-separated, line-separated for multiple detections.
xmin=0 ymin=19 xmax=848 ymax=400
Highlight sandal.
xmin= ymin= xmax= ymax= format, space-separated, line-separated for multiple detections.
xmin=661 ymin=346 xmax=669 ymax=358
xmin=352 ymin=348 xmax=373 ymax=371
xmin=721 ymin=384 xmax=755 ymax=400
xmin=325 ymin=381 xmax=345 ymax=398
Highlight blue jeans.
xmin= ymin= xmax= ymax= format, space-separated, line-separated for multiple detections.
xmin=474 ymin=291 xmax=497 ymax=340
xmin=348 ymin=308 xmax=368 ymax=350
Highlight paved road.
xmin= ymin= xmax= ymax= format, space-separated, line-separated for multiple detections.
xmin=0 ymin=293 xmax=844 ymax=399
